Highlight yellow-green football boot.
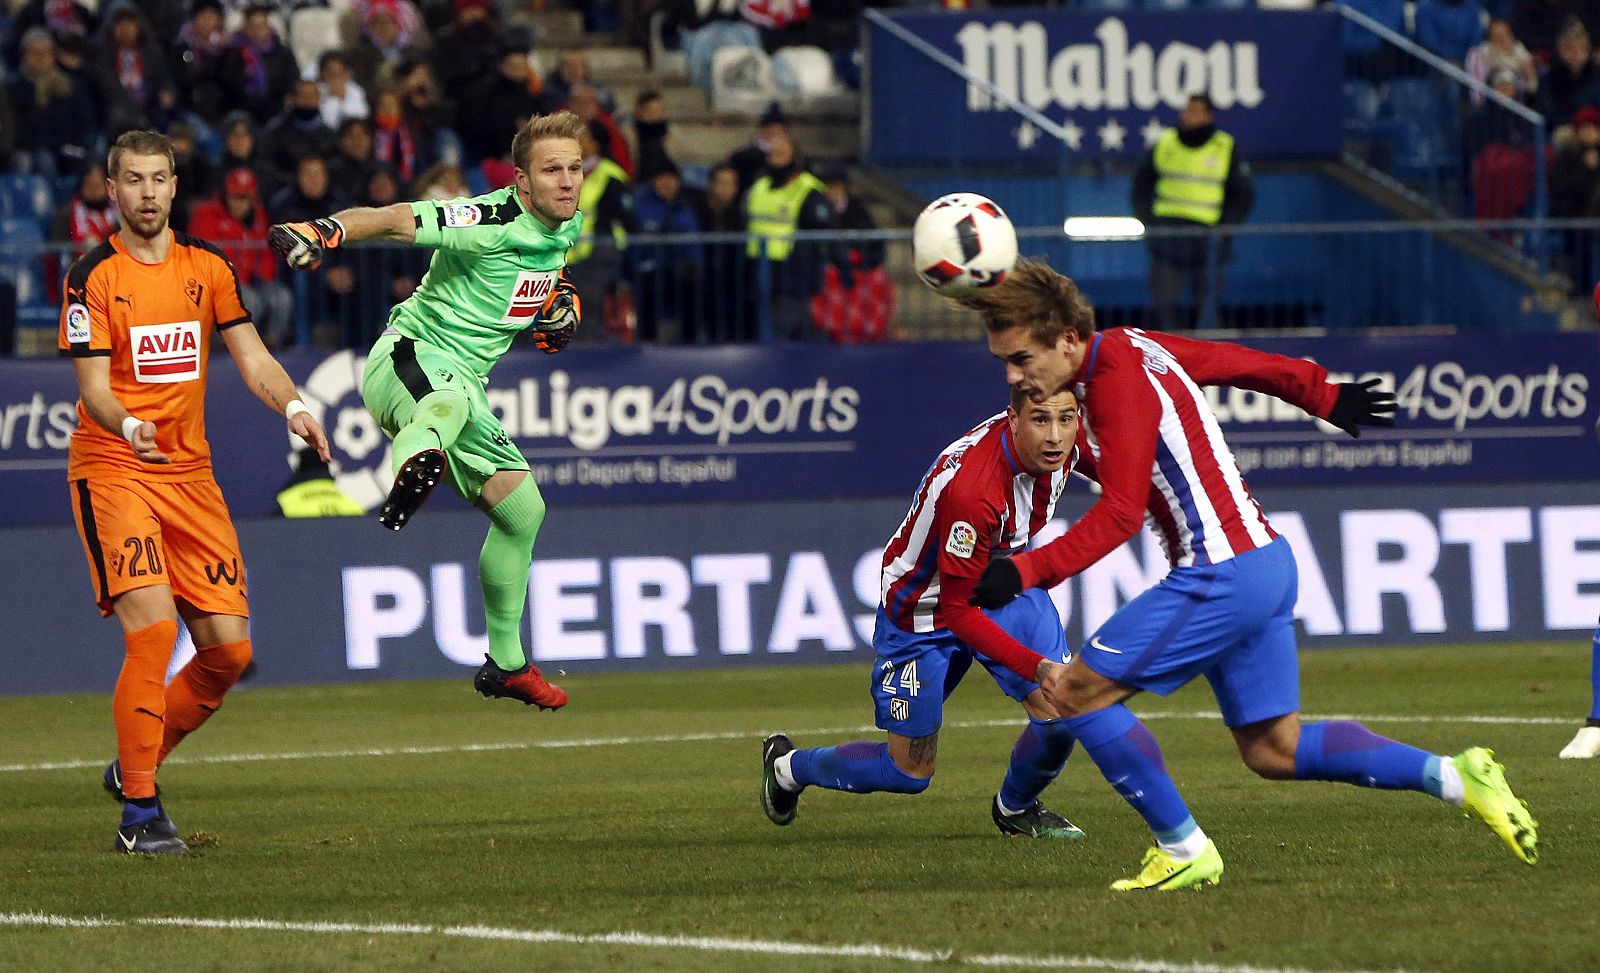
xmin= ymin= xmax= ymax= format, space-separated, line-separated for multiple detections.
xmin=1110 ymin=840 xmax=1224 ymax=892
xmin=1454 ymin=747 xmax=1538 ymax=864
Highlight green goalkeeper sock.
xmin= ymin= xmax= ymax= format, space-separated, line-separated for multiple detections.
xmin=479 ymin=477 xmax=546 ymax=671
xmin=392 ymin=390 xmax=469 ymax=474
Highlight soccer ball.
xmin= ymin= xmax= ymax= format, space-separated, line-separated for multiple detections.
xmin=912 ymin=193 xmax=1018 ymax=293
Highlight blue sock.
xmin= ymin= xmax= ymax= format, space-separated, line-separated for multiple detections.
xmin=998 ymin=717 xmax=1075 ymax=811
xmin=789 ymin=740 xmax=930 ymax=794
xmin=1294 ymin=721 xmax=1438 ymax=794
xmin=1063 ymin=704 xmax=1194 ymax=837
xmin=1588 ymin=623 xmax=1600 ymax=723
xmin=120 ymin=798 xmax=160 ymax=829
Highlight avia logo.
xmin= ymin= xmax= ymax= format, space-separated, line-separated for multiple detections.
xmin=955 ymin=18 xmax=1264 ymax=115
xmin=130 ymin=321 xmax=201 ymax=384
xmin=501 ymin=270 xmax=559 ymax=325
xmin=206 ymin=557 xmax=241 ymax=586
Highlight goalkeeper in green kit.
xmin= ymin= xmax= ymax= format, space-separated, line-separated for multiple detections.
xmin=268 ymin=112 xmax=587 ymax=710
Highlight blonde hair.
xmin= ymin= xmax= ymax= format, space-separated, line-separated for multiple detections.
xmin=510 ymin=111 xmax=587 ymax=172
xmin=955 ymin=257 xmax=1096 ymax=347
xmin=107 ymin=130 xmax=175 ymax=179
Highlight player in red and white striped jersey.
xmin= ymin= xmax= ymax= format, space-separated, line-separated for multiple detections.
xmin=761 ymin=387 xmax=1088 ymax=839
xmin=878 ymin=399 xmax=1072 ymax=663
xmin=957 ymin=259 xmax=1537 ymax=890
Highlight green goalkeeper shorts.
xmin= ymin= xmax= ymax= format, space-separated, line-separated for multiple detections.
xmin=361 ymin=330 xmax=529 ymax=504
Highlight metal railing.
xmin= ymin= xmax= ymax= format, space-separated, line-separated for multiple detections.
xmin=0 ymin=220 xmax=1580 ymax=356
xmin=1336 ymin=2 xmax=1549 ymax=266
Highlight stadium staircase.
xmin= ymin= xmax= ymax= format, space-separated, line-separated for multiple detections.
xmin=532 ymin=10 xmax=860 ymax=171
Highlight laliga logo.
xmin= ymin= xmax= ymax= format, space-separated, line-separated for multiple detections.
xmin=294 ymin=350 xmax=391 ymax=510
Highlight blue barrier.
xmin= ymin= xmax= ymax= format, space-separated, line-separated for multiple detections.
xmin=2 ymin=333 xmax=1597 ymax=528
xmin=6 ymin=480 xmax=1598 ymax=696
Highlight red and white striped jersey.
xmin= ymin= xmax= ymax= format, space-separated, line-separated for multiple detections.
xmin=1018 ymin=327 xmax=1340 ymax=593
xmin=880 ymin=413 xmax=1071 ymax=641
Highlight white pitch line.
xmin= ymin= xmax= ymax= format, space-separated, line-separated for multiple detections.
xmin=0 ymin=912 xmax=1423 ymax=973
xmin=0 ymin=710 xmax=1573 ymax=776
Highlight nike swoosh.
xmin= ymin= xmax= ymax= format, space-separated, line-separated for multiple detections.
xmin=118 ymin=830 xmax=137 ymax=851
xmin=1090 ymin=636 xmax=1123 ymax=655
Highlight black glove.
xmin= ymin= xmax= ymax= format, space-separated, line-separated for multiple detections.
xmin=269 ymin=218 xmax=345 ymax=270
xmin=969 ymin=557 xmax=1022 ymax=609
xmin=1326 ymin=377 xmax=1395 ymax=438
xmin=529 ymin=275 xmax=580 ymax=354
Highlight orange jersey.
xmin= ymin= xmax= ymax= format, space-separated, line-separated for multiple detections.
xmin=59 ymin=229 xmax=252 ymax=482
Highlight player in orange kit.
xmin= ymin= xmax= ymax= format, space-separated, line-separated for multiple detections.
xmin=60 ymin=130 xmax=330 ymax=853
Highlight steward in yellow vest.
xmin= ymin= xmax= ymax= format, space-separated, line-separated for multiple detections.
xmin=570 ymin=155 xmax=630 ymax=263
xmin=742 ymin=133 xmax=838 ymax=288
xmin=1130 ymin=94 xmax=1255 ymax=329
xmin=743 ymin=133 xmax=841 ymax=340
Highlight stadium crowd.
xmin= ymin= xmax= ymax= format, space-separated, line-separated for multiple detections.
xmin=0 ymin=0 xmax=890 ymax=348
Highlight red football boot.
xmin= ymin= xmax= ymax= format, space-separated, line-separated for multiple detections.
xmin=474 ymin=656 xmax=568 ymax=710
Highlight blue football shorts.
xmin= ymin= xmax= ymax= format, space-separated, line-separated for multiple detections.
xmin=870 ymin=588 xmax=1070 ymax=739
xmin=1079 ymin=534 xmax=1300 ymax=728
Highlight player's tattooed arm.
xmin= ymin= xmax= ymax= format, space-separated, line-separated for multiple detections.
xmin=254 ymin=379 xmax=284 ymax=411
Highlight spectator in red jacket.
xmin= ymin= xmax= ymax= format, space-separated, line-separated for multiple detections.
xmin=188 ymin=166 xmax=294 ymax=345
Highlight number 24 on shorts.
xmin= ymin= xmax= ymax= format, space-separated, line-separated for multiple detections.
xmin=880 ymin=660 xmax=922 ymax=697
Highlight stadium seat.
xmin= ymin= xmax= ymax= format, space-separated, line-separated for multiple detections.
xmin=648 ymin=9 xmax=689 ymax=79
xmin=1386 ymin=77 xmax=1443 ymax=123
xmin=0 ymin=174 xmax=53 ymax=223
xmin=686 ymin=19 xmax=761 ymax=90
xmin=1343 ymin=80 xmax=1382 ymax=124
xmin=289 ymin=8 xmax=341 ymax=76
xmin=0 ymin=217 xmax=48 ymax=308
xmin=772 ymin=46 xmax=839 ymax=98
xmin=679 ymin=161 xmax=711 ymax=191
xmin=711 ymin=46 xmax=777 ymax=115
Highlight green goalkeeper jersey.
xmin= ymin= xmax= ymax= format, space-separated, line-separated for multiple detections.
xmin=385 ymin=186 xmax=585 ymax=382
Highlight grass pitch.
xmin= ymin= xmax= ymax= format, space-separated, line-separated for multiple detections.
xmin=2 ymin=642 xmax=1598 ymax=973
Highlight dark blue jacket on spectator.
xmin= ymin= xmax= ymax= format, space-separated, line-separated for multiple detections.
xmin=1340 ymin=0 xmax=1406 ymax=54
xmin=8 ymin=71 xmax=97 ymax=172
xmin=1415 ymin=0 xmax=1487 ymax=62
xmin=624 ymin=181 xmax=701 ymax=278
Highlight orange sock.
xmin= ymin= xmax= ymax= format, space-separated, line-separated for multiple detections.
xmin=113 ymin=620 xmax=178 ymax=800
xmin=160 ymin=639 xmax=252 ymax=764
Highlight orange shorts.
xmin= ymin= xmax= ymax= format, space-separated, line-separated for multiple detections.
xmin=69 ymin=477 xmax=249 ymax=619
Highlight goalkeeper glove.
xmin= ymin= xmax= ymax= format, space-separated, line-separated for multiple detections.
xmin=530 ymin=275 xmax=580 ymax=354
xmin=269 ymin=217 xmax=345 ymax=270
xmin=1326 ymin=377 xmax=1396 ymax=438
xmin=969 ymin=557 xmax=1022 ymax=609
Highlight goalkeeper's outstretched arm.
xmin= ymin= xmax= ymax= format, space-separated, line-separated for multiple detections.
xmin=270 ymin=203 xmax=417 ymax=270
xmin=325 ymin=203 xmax=418 ymax=245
